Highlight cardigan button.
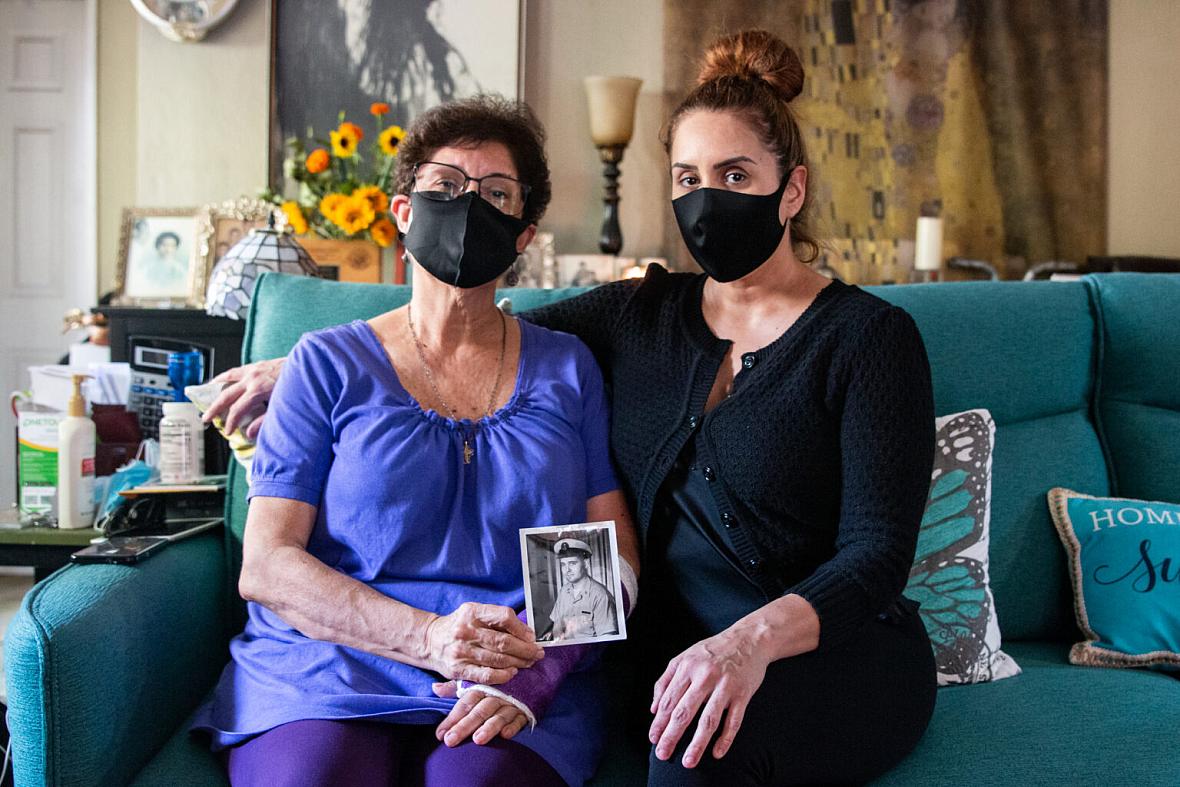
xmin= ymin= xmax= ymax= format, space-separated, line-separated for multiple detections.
xmin=702 ymin=466 xmax=716 ymax=481
xmin=741 ymin=353 xmax=757 ymax=369
xmin=721 ymin=512 xmax=735 ymax=528
xmin=746 ymin=558 xmax=759 ymax=570
xmin=688 ymin=415 xmax=700 ymax=430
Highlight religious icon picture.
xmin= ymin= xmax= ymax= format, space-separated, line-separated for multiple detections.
xmin=519 ymin=521 xmax=628 ymax=647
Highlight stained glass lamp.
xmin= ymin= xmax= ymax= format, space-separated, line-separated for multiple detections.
xmin=205 ymin=215 xmax=320 ymax=320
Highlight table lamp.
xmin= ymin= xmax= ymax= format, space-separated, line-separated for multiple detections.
xmin=205 ymin=213 xmax=319 ymax=320
xmin=584 ymin=76 xmax=643 ymax=255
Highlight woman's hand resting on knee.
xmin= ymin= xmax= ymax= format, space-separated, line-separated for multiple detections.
xmin=649 ymin=594 xmax=820 ymax=769
xmin=424 ymin=602 xmax=545 ymax=685
xmin=432 ymin=683 xmax=529 ymax=747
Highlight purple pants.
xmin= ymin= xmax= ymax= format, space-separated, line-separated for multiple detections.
xmin=225 ymin=719 xmax=564 ymax=787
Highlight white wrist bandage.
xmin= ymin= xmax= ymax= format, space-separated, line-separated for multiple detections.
xmin=457 ymin=683 xmax=538 ymax=732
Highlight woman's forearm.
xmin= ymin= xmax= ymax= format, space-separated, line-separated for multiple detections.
xmin=731 ymin=593 xmax=821 ymax=662
xmin=240 ymin=544 xmax=437 ymax=670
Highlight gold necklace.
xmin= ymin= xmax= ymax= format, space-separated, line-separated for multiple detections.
xmin=406 ymin=304 xmax=508 ymax=465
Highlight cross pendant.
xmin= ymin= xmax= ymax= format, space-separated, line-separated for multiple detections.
xmin=463 ymin=439 xmax=474 ymax=465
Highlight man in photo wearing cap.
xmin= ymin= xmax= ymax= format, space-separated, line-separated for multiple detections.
xmin=548 ymin=538 xmax=618 ymax=641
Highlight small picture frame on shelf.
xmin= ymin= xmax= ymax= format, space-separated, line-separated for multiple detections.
xmin=193 ymin=198 xmax=278 ymax=306
xmin=556 ymin=254 xmax=617 ymax=288
xmin=506 ymin=231 xmax=556 ymax=288
xmin=115 ymin=207 xmax=200 ymax=306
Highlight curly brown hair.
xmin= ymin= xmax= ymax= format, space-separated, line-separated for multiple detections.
xmin=394 ymin=95 xmax=552 ymax=225
xmin=662 ymin=30 xmax=819 ymax=263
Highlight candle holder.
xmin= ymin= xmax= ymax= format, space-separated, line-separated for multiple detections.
xmin=596 ymin=144 xmax=626 ymax=255
xmin=584 ymin=76 xmax=642 ymax=256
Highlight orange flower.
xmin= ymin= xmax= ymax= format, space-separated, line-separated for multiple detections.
xmin=370 ymin=102 xmax=391 ymax=116
xmin=378 ymin=125 xmax=405 ymax=156
xmin=370 ymin=217 xmax=396 ymax=247
xmin=333 ymin=195 xmax=376 ymax=235
xmin=280 ymin=201 xmax=308 ymax=235
xmin=352 ymin=185 xmax=389 ymax=216
xmin=305 ymin=148 xmax=330 ymax=174
xmin=340 ymin=121 xmax=364 ymax=141
xmin=319 ymin=193 xmax=347 ymax=222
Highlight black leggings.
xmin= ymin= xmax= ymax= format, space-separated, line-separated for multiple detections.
xmin=645 ymin=610 xmax=936 ymax=786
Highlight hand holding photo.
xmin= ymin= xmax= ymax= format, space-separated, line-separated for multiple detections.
xmin=520 ymin=521 xmax=628 ymax=647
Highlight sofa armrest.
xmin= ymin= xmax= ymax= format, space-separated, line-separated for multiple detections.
xmin=4 ymin=530 xmax=229 ymax=787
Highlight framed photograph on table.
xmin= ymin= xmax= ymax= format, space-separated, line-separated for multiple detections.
xmin=556 ymin=254 xmax=618 ymax=288
xmin=193 ymin=198 xmax=278 ymax=306
xmin=115 ymin=207 xmax=200 ymax=306
xmin=268 ymin=0 xmax=525 ymax=191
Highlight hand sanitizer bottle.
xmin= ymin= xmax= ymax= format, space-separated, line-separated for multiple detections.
xmin=57 ymin=374 xmax=96 ymax=529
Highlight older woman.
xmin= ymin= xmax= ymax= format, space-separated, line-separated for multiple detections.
xmin=193 ymin=96 xmax=640 ymax=787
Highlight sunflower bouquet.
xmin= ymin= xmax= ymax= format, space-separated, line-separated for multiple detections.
xmin=264 ymin=102 xmax=405 ymax=247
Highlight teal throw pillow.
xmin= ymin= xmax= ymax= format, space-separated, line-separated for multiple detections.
xmin=1049 ymin=488 xmax=1180 ymax=669
xmin=906 ymin=409 xmax=1020 ymax=685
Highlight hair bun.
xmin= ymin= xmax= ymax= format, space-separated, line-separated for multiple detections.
xmin=697 ymin=29 xmax=804 ymax=103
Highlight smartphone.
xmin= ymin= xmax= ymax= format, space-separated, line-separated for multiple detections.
xmin=71 ymin=536 xmax=170 ymax=564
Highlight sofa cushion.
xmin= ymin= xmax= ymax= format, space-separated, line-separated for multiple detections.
xmin=871 ymin=640 xmax=1180 ymax=785
xmin=1087 ymin=273 xmax=1180 ymax=504
xmin=129 ymin=708 xmax=228 ymax=787
xmin=906 ymin=409 xmax=1020 ymax=684
xmin=870 ymin=282 xmax=1109 ymax=641
xmin=1049 ymin=487 xmax=1180 ymax=668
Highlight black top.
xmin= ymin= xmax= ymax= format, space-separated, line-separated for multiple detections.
xmin=648 ymin=434 xmax=767 ymax=651
xmin=522 ymin=266 xmax=934 ymax=650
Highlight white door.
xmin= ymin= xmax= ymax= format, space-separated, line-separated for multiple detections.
xmin=0 ymin=0 xmax=97 ymax=507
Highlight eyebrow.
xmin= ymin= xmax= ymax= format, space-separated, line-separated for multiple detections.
xmin=671 ymin=156 xmax=757 ymax=171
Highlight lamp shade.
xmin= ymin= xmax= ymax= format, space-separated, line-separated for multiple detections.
xmin=584 ymin=76 xmax=643 ymax=147
xmin=205 ymin=224 xmax=319 ymax=320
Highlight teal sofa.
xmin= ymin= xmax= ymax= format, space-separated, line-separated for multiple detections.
xmin=7 ymin=272 xmax=1180 ymax=785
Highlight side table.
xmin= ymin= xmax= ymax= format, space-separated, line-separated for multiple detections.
xmin=0 ymin=509 xmax=99 ymax=581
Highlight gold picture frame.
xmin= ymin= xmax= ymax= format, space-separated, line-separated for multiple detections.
xmin=115 ymin=207 xmax=201 ymax=306
xmin=193 ymin=197 xmax=280 ymax=308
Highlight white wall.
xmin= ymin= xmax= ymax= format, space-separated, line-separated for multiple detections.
xmin=1108 ymin=0 xmax=1180 ymax=256
xmin=135 ymin=0 xmax=270 ymax=206
xmin=96 ymin=0 xmax=138 ymax=295
xmin=524 ymin=0 xmax=666 ymax=259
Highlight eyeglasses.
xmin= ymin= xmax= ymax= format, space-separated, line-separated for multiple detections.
xmin=412 ymin=162 xmax=531 ymax=216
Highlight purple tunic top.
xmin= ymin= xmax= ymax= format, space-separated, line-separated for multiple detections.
xmin=192 ymin=318 xmax=619 ymax=786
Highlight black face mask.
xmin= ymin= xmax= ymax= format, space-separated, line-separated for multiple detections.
xmin=403 ymin=191 xmax=530 ymax=288
xmin=672 ymin=175 xmax=790 ymax=282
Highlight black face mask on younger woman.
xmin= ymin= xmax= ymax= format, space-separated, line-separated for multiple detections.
xmin=403 ymin=191 xmax=530 ymax=288
xmin=672 ymin=173 xmax=791 ymax=282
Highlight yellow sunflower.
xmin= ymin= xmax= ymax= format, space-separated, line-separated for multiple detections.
xmin=330 ymin=125 xmax=361 ymax=158
xmin=378 ymin=125 xmax=405 ymax=156
xmin=370 ymin=217 xmax=396 ymax=248
xmin=333 ymin=195 xmax=376 ymax=235
xmin=280 ymin=201 xmax=308 ymax=235
xmin=352 ymin=185 xmax=389 ymax=216
xmin=319 ymin=193 xmax=348 ymax=222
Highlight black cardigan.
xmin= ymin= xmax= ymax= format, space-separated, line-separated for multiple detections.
xmin=522 ymin=266 xmax=935 ymax=650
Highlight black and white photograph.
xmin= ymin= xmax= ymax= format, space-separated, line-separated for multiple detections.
xmin=115 ymin=207 xmax=200 ymax=304
xmin=556 ymin=254 xmax=617 ymax=288
xmin=270 ymin=0 xmax=523 ymax=189
xmin=519 ymin=521 xmax=627 ymax=647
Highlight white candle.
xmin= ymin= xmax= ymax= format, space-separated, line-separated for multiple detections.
xmin=914 ymin=216 xmax=944 ymax=272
